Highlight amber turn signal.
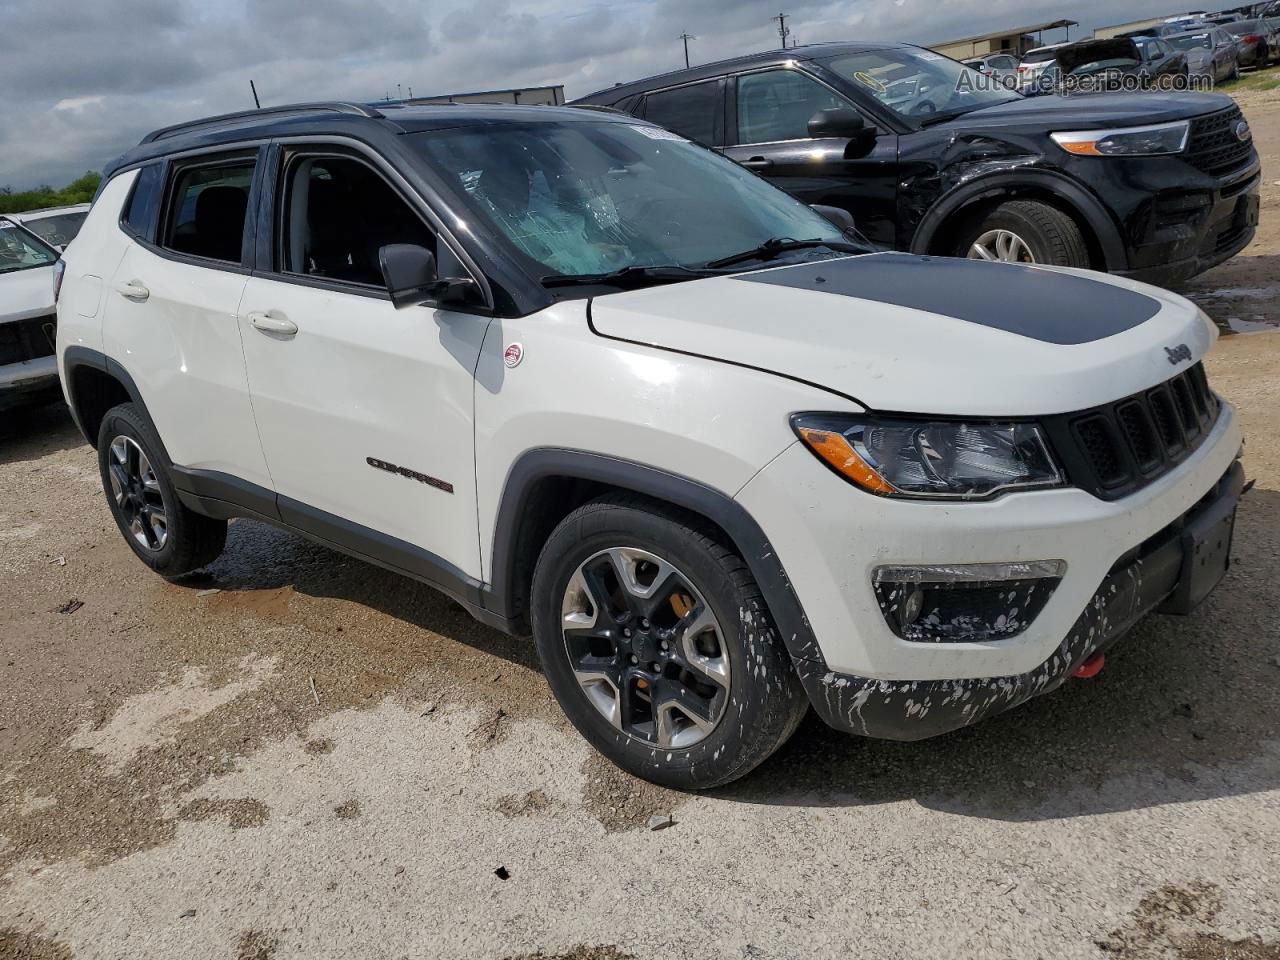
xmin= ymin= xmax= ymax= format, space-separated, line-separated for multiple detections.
xmin=796 ymin=427 xmax=897 ymax=495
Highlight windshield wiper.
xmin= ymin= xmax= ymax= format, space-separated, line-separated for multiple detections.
xmin=705 ymin=237 xmax=864 ymax=270
xmin=541 ymin=264 xmax=720 ymax=289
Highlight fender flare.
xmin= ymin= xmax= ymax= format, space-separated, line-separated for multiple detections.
xmin=487 ymin=448 xmax=826 ymax=665
xmin=909 ymin=170 xmax=1129 ymax=272
xmin=60 ymin=346 xmax=170 ymax=455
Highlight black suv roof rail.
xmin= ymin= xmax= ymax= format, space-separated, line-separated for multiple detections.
xmin=140 ymin=101 xmax=385 ymax=144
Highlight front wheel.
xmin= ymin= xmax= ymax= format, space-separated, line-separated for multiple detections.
xmin=97 ymin=403 xmax=227 ymax=578
xmin=531 ymin=496 xmax=808 ymax=790
xmin=956 ymin=199 xmax=1090 ymax=268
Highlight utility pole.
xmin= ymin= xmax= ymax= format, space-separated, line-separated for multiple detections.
xmin=679 ymin=31 xmax=696 ymax=68
xmin=774 ymin=12 xmax=790 ymax=49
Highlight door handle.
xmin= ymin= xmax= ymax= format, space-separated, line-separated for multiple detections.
xmin=247 ymin=311 xmax=299 ymax=337
xmin=115 ymin=280 xmax=150 ymax=302
xmin=740 ymin=157 xmax=774 ymax=170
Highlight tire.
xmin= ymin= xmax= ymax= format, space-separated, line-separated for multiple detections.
xmin=956 ymin=199 xmax=1091 ymax=269
xmin=531 ymin=495 xmax=808 ymax=790
xmin=97 ymin=403 xmax=227 ymax=578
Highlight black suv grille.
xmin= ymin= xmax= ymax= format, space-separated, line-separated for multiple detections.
xmin=1186 ymin=106 xmax=1254 ymax=178
xmin=1044 ymin=363 xmax=1220 ymax=500
xmin=0 ymin=314 xmax=58 ymax=366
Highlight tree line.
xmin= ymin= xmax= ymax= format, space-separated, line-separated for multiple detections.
xmin=0 ymin=172 xmax=101 ymax=214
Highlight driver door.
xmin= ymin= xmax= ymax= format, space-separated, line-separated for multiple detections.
xmin=722 ymin=68 xmax=899 ymax=246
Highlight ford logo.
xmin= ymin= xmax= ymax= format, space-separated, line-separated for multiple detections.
xmin=1235 ymin=119 xmax=1251 ymax=143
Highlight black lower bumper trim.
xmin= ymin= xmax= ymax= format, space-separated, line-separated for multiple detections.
xmin=800 ymin=461 xmax=1244 ymax=741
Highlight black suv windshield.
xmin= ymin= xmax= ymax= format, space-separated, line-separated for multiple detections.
xmin=0 ymin=218 xmax=58 ymax=274
xmin=820 ymin=47 xmax=1020 ymax=123
xmin=408 ymin=120 xmax=860 ymax=283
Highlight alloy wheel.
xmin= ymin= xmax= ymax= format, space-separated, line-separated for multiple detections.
xmin=560 ymin=547 xmax=730 ymax=749
xmin=968 ymin=228 xmax=1037 ymax=264
xmin=107 ymin=435 xmax=168 ymax=551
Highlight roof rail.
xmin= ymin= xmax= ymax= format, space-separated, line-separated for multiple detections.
xmin=140 ymin=101 xmax=385 ymax=144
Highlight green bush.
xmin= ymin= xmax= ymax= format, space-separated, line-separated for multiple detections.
xmin=0 ymin=172 xmax=102 ymax=214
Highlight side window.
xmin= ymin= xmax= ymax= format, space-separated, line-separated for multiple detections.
xmin=991 ymin=55 xmax=1017 ymax=70
xmin=121 ymin=164 xmax=163 ymax=238
xmin=279 ymin=154 xmax=436 ymax=288
xmin=161 ymin=158 xmax=255 ymax=264
xmin=641 ymin=81 xmax=721 ymax=145
xmin=736 ymin=70 xmax=852 ymax=145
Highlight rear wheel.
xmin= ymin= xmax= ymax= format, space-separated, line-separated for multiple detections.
xmin=957 ymin=199 xmax=1090 ymax=269
xmin=531 ymin=496 xmax=808 ymax=789
xmin=97 ymin=403 xmax=227 ymax=578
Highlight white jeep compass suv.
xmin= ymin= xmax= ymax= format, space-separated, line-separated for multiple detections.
xmin=56 ymin=101 xmax=1244 ymax=789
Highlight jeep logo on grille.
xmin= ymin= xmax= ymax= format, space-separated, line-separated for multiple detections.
xmin=1235 ymin=119 xmax=1251 ymax=143
xmin=1165 ymin=343 xmax=1193 ymax=366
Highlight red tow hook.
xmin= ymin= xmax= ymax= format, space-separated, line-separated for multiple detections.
xmin=1071 ymin=652 xmax=1106 ymax=679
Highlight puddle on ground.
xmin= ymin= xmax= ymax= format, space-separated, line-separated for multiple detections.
xmin=1183 ymin=286 xmax=1280 ymax=335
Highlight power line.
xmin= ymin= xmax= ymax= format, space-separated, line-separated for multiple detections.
xmin=679 ymin=31 xmax=697 ymax=68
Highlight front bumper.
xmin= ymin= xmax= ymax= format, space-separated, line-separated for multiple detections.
xmin=791 ymin=460 xmax=1243 ymax=740
xmin=1119 ymin=169 xmax=1260 ymax=288
xmin=0 ymin=356 xmax=61 ymax=412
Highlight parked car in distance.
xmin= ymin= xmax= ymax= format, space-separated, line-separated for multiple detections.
xmin=8 ymin=204 xmax=91 ymax=251
xmin=1051 ymin=37 xmax=1189 ymax=89
xmin=1166 ymin=27 xmax=1243 ymax=82
xmin=962 ymin=52 xmax=1020 ymax=85
xmin=59 ymin=100 xmax=1245 ymax=788
xmin=573 ymin=43 xmax=1260 ymax=286
xmin=1 ymin=217 xmax=61 ymax=412
xmin=1018 ymin=43 xmax=1068 ymax=89
xmin=1223 ymin=19 xmax=1280 ymax=67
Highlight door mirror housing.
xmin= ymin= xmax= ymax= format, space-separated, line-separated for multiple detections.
xmin=378 ymin=243 xmax=475 ymax=310
xmin=810 ymin=204 xmax=857 ymax=233
xmin=808 ymin=107 xmax=868 ymax=141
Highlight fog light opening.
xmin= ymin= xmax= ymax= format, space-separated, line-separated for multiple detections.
xmin=873 ymin=561 xmax=1066 ymax=644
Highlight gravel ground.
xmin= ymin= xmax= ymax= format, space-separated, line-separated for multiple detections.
xmin=2 ymin=93 xmax=1279 ymax=960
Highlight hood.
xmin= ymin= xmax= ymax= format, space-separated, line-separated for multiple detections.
xmin=945 ymin=91 xmax=1234 ymax=130
xmin=588 ymin=254 xmax=1216 ymax=417
xmin=0 ymin=264 xmax=56 ymax=323
xmin=1055 ymin=39 xmax=1141 ymax=75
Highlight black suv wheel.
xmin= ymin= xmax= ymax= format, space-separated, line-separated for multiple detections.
xmin=531 ymin=495 xmax=808 ymax=789
xmin=957 ymin=199 xmax=1091 ymax=268
xmin=97 ymin=403 xmax=227 ymax=578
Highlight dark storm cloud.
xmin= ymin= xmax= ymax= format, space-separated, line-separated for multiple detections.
xmin=2 ymin=0 xmax=1189 ymax=189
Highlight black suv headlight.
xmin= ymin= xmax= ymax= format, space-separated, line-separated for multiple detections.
xmin=1050 ymin=121 xmax=1189 ymax=157
xmin=792 ymin=414 xmax=1064 ymax=500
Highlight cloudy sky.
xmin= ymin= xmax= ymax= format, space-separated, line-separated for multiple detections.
xmin=3 ymin=0 xmax=1192 ymax=190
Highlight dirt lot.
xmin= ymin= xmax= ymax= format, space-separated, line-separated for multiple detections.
xmin=2 ymin=94 xmax=1280 ymax=960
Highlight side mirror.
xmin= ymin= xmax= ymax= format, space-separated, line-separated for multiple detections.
xmin=810 ymin=204 xmax=856 ymax=233
xmin=808 ymin=107 xmax=868 ymax=141
xmin=378 ymin=243 xmax=475 ymax=310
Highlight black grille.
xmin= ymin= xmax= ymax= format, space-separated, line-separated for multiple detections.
xmin=0 ymin=314 xmax=57 ymax=366
xmin=1186 ymin=106 xmax=1254 ymax=178
xmin=1044 ymin=363 xmax=1221 ymax=500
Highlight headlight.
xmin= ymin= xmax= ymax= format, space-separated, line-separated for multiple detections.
xmin=792 ymin=414 xmax=1064 ymax=500
xmin=1050 ymin=121 xmax=1189 ymax=157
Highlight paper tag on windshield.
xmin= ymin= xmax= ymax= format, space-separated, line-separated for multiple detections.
xmin=629 ymin=124 xmax=687 ymax=142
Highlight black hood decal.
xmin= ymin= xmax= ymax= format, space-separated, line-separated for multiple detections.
xmin=736 ymin=254 xmax=1162 ymax=345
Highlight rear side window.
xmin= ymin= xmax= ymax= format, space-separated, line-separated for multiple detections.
xmin=161 ymin=158 xmax=255 ymax=264
xmin=642 ymin=81 xmax=721 ymax=145
xmin=122 ymin=164 xmax=162 ymax=238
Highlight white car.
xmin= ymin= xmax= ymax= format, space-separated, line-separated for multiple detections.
xmin=8 ymin=203 xmax=90 ymax=251
xmin=56 ymin=102 xmax=1245 ymax=788
xmin=1 ymin=216 xmax=61 ymax=412
xmin=1017 ymin=43 xmax=1070 ymax=90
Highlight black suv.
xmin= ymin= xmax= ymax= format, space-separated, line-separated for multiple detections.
xmin=573 ymin=42 xmax=1260 ymax=286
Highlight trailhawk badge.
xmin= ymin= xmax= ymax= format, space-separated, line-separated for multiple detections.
xmin=504 ymin=343 xmax=524 ymax=368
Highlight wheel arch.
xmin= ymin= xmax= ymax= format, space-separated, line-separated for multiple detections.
xmin=62 ymin=347 xmax=174 ymax=463
xmin=486 ymin=449 xmax=825 ymax=666
xmin=910 ymin=171 xmax=1128 ymax=272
